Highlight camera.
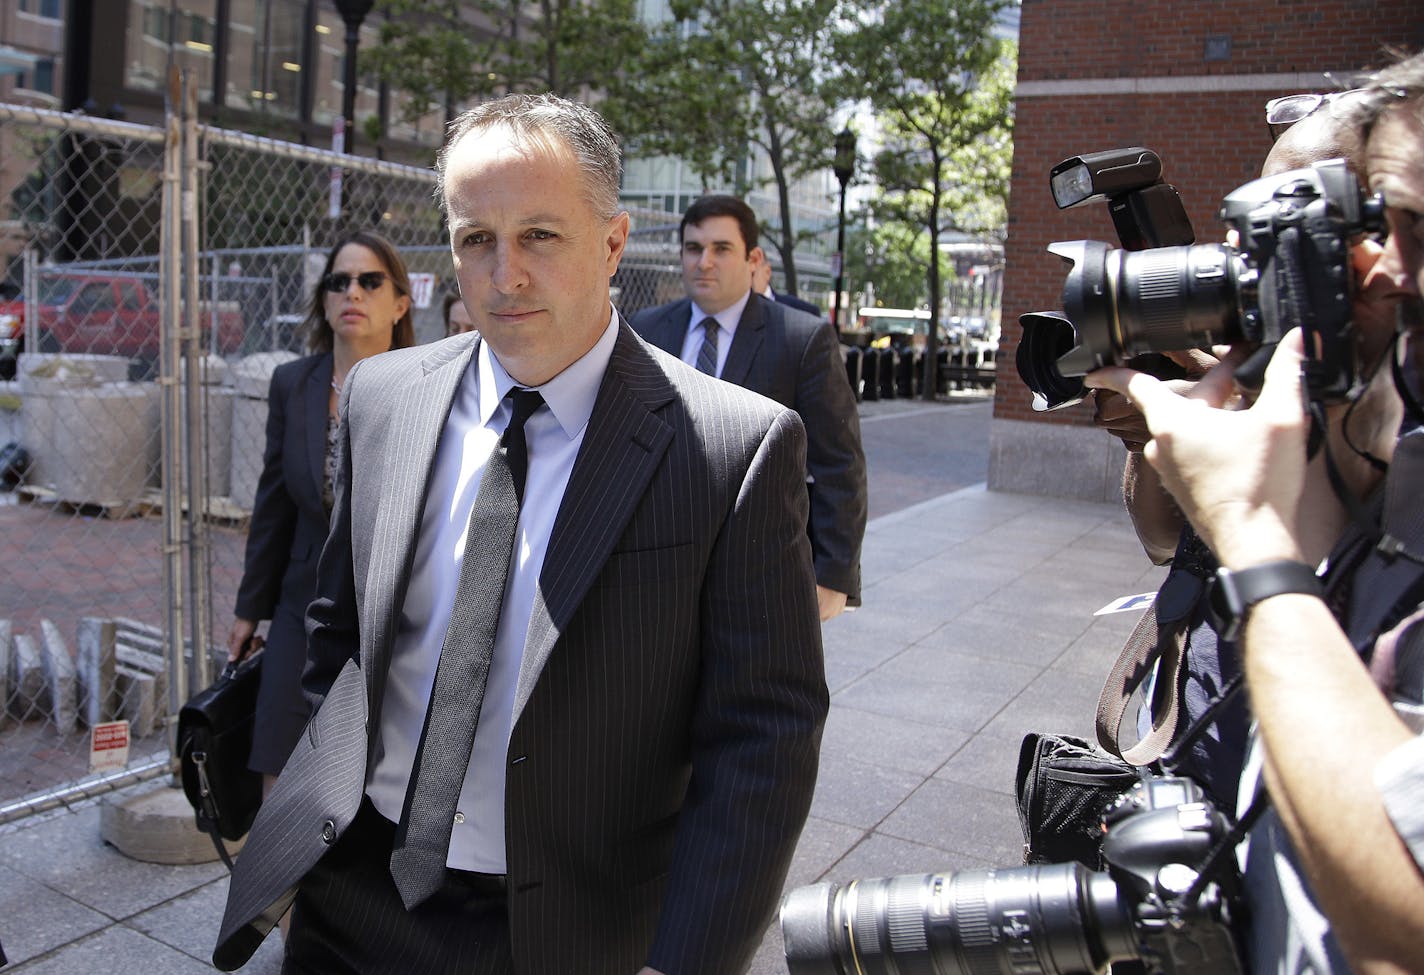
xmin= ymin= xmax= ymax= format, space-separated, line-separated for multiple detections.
xmin=780 ymin=777 xmax=1244 ymax=975
xmin=1016 ymin=148 xmax=1386 ymax=411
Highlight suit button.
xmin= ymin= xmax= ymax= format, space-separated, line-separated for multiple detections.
xmin=321 ymin=820 xmax=337 ymax=844
xmin=454 ymin=811 xmax=465 ymax=825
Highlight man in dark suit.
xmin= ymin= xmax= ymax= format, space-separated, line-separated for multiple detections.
xmin=214 ymin=94 xmax=827 ymax=975
xmin=751 ymin=249 xmax=823 ymax=318
xmin=631 ymin=195 xmax=867 ymax=620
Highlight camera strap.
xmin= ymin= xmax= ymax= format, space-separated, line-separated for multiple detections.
xmin=1096 ymin=529 xmax=1221 ymax=766
xmin=1178 ymin=786 xmax=1271 ymax=910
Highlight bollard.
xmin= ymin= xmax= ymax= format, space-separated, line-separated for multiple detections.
xmin=861 ymin=346 xmax=880 ymax=401
xmin=844 ymin=346 xmax=863 ymax=403
xmin=877 ymin=348 xmax=897 ymax=400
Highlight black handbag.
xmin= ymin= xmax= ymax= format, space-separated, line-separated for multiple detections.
xmin=178 ymin=652 xmax=264 ymax=868
xmin=1014 ymin=731 xmax=1140 ymax=870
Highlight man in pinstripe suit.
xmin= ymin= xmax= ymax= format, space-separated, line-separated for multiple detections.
xmin=214 ymin=94 xmax=827 ymax=975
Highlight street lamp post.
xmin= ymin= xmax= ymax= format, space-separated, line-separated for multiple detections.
xmin=831 ymin=127 xmax=856 ymax=336
xmin=334 ymin=0 xmax=376 ymax=157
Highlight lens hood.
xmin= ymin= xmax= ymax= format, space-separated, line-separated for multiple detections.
xmin=1017 ymin=311 xmax=1088 ymax=411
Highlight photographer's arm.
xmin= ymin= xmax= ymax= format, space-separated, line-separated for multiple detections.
xmin=1088 ymin=333 xmax=1424 ymax=973
xmin=1095 ymin=352 xmax=1216 ymax=564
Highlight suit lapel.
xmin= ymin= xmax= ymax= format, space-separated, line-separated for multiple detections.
xmin=720 ymin=293 xmax=767 ymax=387
xmin=512 ymin=325 xmax=675 ymax=724
xmin=643 ymin=299 xmax=691 ymax=356
xmin=303 ymin=354 xmax=334 ymax=504
xmin=361 ymin=337 xmax=475 ymax=686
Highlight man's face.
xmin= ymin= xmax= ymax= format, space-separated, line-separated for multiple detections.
xmin=443 ymin=125 xmax=629 ymax=386
xmin=681 ymin=215 xmax=754 ymax=315
xmin=1366 ymin=105 xmax=1424 ymax=303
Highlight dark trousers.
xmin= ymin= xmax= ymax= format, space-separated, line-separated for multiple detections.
xmin=283 ymin=797 xmax=514 ymax=975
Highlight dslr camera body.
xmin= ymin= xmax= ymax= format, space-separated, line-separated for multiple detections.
xmin=1017 ymin=147 xmax=1386 ymax=410
xmin=780 ymin=776 xmax=1243 ymax=975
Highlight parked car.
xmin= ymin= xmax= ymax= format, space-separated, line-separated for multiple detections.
xmin=0 ymin=272 xmax=246 ymax=379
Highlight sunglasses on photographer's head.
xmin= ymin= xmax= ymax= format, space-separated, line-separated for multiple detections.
xmin=1264 ymin=89 xmax=1367 ymax=140
xmin=321 ymin=271 xmax=390 ymax=294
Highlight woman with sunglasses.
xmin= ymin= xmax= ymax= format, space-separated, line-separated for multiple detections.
xmin=227 ymin=229 xmax=415 ymax=805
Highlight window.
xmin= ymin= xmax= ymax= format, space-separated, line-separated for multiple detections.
xmin=125 ymin=0 xmax=216 ymax=100
xmin=15 ymin=59 xmax=55 ymax=95
xmin=227 ymin=0 xmax=307 ymax=120
xmin=19 ymin=0 xmax=63 ymax=20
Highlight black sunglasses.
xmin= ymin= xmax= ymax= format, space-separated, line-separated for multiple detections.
xmin=321 ymin=271 xmax=390 ymax=294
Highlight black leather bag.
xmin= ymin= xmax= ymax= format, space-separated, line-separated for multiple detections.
xmin=178 ymin=653 xmax=263 ymax=867
xmin=1015 ymin=731 xmax=1140 ymax=870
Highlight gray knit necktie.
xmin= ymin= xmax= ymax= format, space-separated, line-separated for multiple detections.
xmin=389 ymin=387 xmax=544 ymax=909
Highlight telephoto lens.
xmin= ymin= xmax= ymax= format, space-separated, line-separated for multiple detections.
xmin=780 ymin=862 xmax=1138 ymax=975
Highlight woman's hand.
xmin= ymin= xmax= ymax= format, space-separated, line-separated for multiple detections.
xmin=227 ymin=617 xmax=262 ymax=663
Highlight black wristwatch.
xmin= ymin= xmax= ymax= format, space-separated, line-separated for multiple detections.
xmin=1210 ymin=559 xmax=1324 ymax=641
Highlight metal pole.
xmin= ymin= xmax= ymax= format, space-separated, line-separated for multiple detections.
xmin=831 ymin=181 xmax=848 ymax=335
xmin=182 ymin=73 xmax=212 ymax=696
xmin=160 ymin=64 xmax=186 ymax=767
xmin=342 ymin=22 xmax=359 ymax=158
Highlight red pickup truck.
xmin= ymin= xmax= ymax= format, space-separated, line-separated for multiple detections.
xmin=0 ymin=273 xmax=245 ymax=379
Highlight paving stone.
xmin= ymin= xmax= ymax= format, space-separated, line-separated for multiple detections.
xmin=0 ymin=862 xmax=109 ymax=966
xmin=39 ymin=619 xmax=77 ymax=734
xmin=128 ymin=876 xmax=284 ymax=972
xmin=114 ymin=665 xmax=158 ymax=738
xmin=878 ymin=776 xmax=1025 ymax=867
xmin=11 ymin=632 xmax=45 ymax=718
xmin=3 ymin=924 xmax=216 ymax=975
xmin=819 ymin=705 xmax=970 ymax=778
xmin=77 ymin=617 xmax=119 ymax=726
xmin=807 ymin=753 xmax=924 ymax=830
xmin=0 ymin=800 xmax=226 ymax=920
xmin=0 ymin=618 xmax=10 ymax=719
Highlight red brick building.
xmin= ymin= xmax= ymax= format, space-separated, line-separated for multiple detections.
xmin=989 ymin=0 xmax=1423 ymax=500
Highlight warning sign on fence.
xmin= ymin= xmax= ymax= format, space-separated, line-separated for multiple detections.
xmin=408 ymin=272 xmax=436 ymax=309
xmin=89 ymin=720 xmax=130 ymax=773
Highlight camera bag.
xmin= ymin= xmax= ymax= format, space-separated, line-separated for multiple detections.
xmin=1015 ymin=732 xmax=1139 ymax=869
xmin=177 ymin=652 xmax=264 ymax=868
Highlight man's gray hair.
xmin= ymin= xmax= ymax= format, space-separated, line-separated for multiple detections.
xmin=434 ymin=92 xmax=623 ymax=220
xmin=1346 ymin=49 xmax=1424 ymax=134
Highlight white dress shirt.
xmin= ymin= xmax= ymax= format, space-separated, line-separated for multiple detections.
xmin=677 ymin=291 xmax=750 ymax=378
xmin=366 ymin=310 xmax=619 ymax=873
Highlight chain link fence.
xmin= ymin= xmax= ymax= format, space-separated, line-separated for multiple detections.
xmin=0 ymin=85 xmax=453 ymax=820
xmin=0 ymin=86 xmax=726 ymax=822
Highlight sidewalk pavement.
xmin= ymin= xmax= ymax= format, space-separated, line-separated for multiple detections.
xmin=0 ymin=481 xmax=1166 ymax=974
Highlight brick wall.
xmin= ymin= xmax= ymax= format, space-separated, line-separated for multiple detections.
xmin=994 ymin=0 xmax=1424 ymax=428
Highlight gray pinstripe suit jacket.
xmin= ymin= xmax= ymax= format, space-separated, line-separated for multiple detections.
xmin=631 ymin=293 xmax=867 ymax=602
xmin=214 ymin=322 xmax=828 ymax=975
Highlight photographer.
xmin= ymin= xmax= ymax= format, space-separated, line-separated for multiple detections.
xmin=1087 ymin=53 xmax=1424 ymax=975
xmin=1094 ymin=93 xmax=1385 ymax=809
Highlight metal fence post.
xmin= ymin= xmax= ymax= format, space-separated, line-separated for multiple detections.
xmin=160 ymin=67 xmax=186 ymax=765
xmin=182 ymin=72 xmax=212 ymax=697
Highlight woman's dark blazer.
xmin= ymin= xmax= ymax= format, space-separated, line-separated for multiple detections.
xmin=233 ymin=352 xmax=334 ymax=774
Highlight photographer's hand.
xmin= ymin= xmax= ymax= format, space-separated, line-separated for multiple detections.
xmin=1086 ymin=335 xmax=1309 ymax=570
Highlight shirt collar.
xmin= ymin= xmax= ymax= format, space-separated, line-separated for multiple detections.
xmin=689 ymin=289 xmax=751 ymax=337
xmin=476 ymin=306 xmax=618 ymax=439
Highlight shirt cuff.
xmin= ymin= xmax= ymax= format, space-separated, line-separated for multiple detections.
xmin=1376 ymin=730 xmax=1424 ymax=871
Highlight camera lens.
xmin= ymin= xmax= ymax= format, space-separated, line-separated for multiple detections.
xmin=1047 ymin=241 xmax=1244 ymax=378
xmin=781 ymin=864 xmax=1137 ymax=975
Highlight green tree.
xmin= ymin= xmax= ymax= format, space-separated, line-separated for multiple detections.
xmin=839 ymin=1 xmax=1013 ymax=398
xmin=610 ymin=0 xmax=843 ymax=295
xmin=842 ymin=213 xmax=931 ymax=310
xmin=364 ymin=0 xmax=646 ymax=128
